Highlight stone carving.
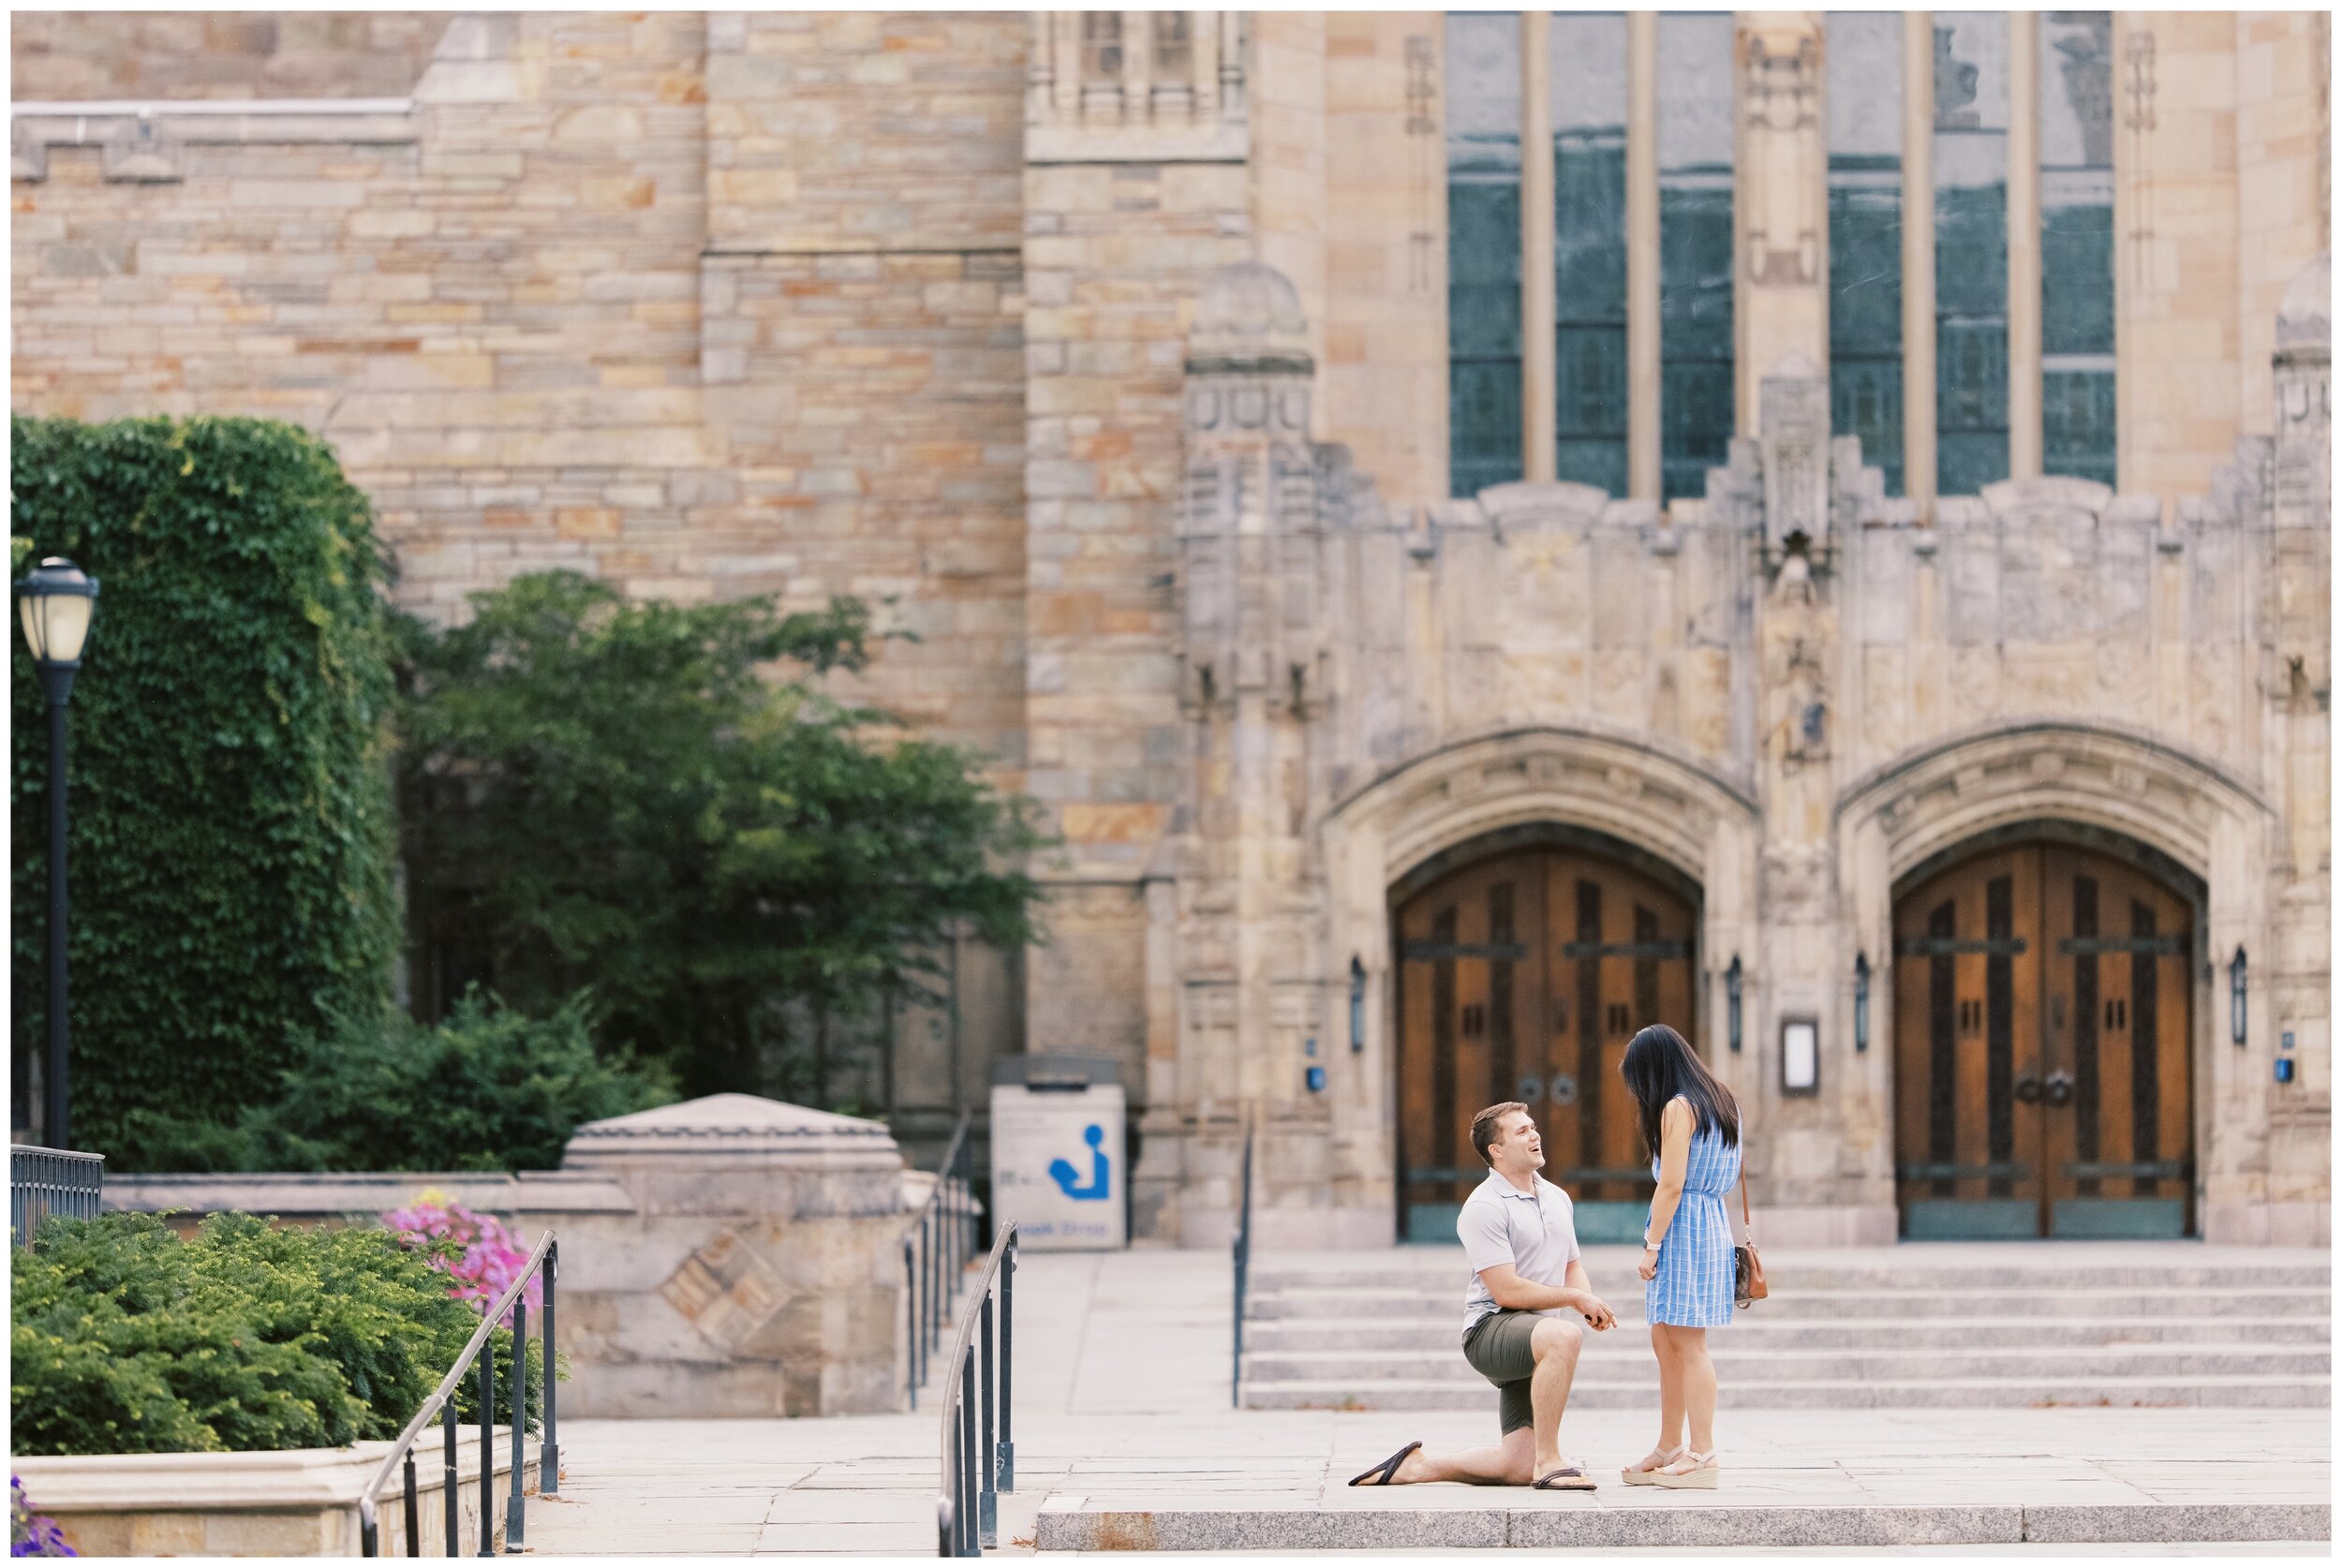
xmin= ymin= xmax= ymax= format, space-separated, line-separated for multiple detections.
xmin=659 ymin=1226 xmax=789 ymax=1354
xmin=1760 ymin=356 xmax=1831 ymax=561
xmin=1764 ymin=555 xmax=1830 ymax=772
xmin=1743 ymin=31 xmax=1820 ymax=286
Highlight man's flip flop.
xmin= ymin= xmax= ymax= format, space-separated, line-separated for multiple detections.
xmin=1346 ymin=1441 xmax=1422 ymax=1487
xmin=1532 ymin=1465 xmax=1597 ymax=1491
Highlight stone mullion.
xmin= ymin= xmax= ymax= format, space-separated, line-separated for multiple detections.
xmin=1627 ymin=11 xmax=1661 ymax=500
xmin=1902 ymin=10 xmax=1938 ymax=509
xmin=2007 ymin=10 xmax=2043 ymax=480
xmin=1520 ymin=11 xmax=1557 ymax=484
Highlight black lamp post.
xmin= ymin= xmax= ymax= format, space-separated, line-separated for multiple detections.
xmin=17 ymin=557 xmax=98 ymax=1150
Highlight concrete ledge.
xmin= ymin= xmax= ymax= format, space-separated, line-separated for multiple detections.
xmin=15 ymin=1430 xmax=538 ymax=1557
xmin=2203 ymin=1200 xmax=2332 ymax=1248
xmin=1033 ymin=1499 xmax=2332 ymax=1552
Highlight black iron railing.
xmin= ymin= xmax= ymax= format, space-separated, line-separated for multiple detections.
xmin=360 ymin=1233 xmax=558 ymax=1558
xmin=10 ymin=1144 xmax=103 ymax=1249
xmin=905 ymin=1112 xmax=977 ymax=1410
xmin=1230 ymin=1116 xmax=1255 ymax=1407
xmin=936 ymin=1221 xmax=1015 ymax=1558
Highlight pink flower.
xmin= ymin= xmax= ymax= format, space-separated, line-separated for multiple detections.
xmin=380 ymin=1190 xmax=541 ymax=1326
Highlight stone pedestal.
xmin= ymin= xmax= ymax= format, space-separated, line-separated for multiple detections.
xmin=551 ymin=1094 xmax=912 ymax=1418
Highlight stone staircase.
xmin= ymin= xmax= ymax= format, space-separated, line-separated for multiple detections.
xmin=1238 ymin=1247 xmax=2332 ymax=1411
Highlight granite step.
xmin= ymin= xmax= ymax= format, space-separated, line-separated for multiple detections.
xmin=1238 ymin=1371 xmax=2333 ymax=1410
xmin=1243 ymin=1313 xmax=2333 ymax=1352
xmin=1033 ymin=1497 xmax=2332 ymax=1552
xmin=1248 ymin=1262 xmax=2333 ymax=1292
xmin=1246 ymin=1286 xmax=2330 ymax=1321
xmin=1242 ymin=1342 xmax=2333 ymax=1383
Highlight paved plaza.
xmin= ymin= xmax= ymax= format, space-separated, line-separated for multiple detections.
xmin=523 ymin=1246 xmax=2329 ymax=1556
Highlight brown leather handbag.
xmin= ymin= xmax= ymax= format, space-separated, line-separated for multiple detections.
xmin=1733 ymin=1170 xmax=1768 ymax=1308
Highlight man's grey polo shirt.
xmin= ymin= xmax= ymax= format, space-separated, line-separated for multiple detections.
xmin=1458 ymin=1169 xmax=1581 ymax=1340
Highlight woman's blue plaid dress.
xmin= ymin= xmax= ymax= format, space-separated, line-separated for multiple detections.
xmin=1645 ymin=1100 xmax=1742 ymax=1328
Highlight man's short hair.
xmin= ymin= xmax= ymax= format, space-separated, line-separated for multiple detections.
xmin=1471 ymin=1102 xmax=1528 ymax=1167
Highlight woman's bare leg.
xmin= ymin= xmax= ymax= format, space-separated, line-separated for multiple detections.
xmin=1675 ymin=1325 xmax=1717 ymax=1456
xmin=1643 ymin=1324 xmax=1686 ymax=1466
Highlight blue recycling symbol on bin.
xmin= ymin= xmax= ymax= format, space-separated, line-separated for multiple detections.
xmin=1048 ymin=1124 xmax=1113 ymax=1201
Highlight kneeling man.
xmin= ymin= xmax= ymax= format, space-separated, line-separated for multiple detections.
xmin=1348 ymin=1102 xmax=1615 ymax=1490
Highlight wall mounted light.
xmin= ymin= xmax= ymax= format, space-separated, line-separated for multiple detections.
xmin=1348 ymin=955 xmax=1366 ymax=1053
xmin=1853 ymin=951 xmax=1871 ymax=1054
xmin=2230 ymin=946 xmax=2248 ymax=1045
xmin=1726 ymin=954 xmax=1742 ymax=1053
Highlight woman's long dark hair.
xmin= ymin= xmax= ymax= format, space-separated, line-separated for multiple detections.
xmin=1619 ymin=1024 xmax=1740 ymax=1160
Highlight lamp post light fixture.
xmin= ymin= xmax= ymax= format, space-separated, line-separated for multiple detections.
xmin=16 ymin=557 xmax=98 ymax=1151
xmin=1347 ymin=955 xmax=1366 ymax=1053
xmin=1853 ymin=951 xmax=1871 ymax=1053
xmin=2230 ymin=945 xmax=2248 ymax=1046
xmin=1725 ymin=954 xmax=1742 ymax=1053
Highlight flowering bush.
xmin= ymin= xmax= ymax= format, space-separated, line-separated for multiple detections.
xmin=379 ymin=1191 xmax=541 ymax=1326
xmin=12 ymin=1476 xmax=75 ymax=1556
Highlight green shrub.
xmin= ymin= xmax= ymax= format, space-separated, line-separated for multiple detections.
xmin=9 ymin=417 xmax=402 ymax=1165
xmin=10 ymin=1212 xmax=544 ymax=1457
xmin=398 ymin=570 xmax=1047 ymax=1102
xmin=234 ymin=986 xmax=674 ymax=1172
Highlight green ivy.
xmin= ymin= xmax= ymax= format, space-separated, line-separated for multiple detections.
xmin=10 ymin=1211 xmax=545 ymax=1457
xmin=9 ymin=417 xmax=402 ymax=1166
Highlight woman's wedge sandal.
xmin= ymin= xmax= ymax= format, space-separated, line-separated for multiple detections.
xmin=1346 ymin=1441 xmax=1422 ymax=1487
xmin=1621 ymin=1443 xmax=1686 ymax=1487
xmin=1650 ymin=1449 xmax=1719 ymax=1489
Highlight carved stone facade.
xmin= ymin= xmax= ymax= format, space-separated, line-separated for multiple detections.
xmin=9 ymin=13 xmax=2329 ymax=1245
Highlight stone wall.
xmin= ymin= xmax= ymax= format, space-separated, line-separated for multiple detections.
xmin=12 ymin=11 xmax=449 ymax=102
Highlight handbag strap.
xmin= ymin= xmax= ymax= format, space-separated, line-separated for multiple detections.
xmin=1737 ymin=1165 xmax=1754 ymax=1247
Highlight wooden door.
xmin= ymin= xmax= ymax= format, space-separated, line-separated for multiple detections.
xmin=1395 ymin=847 xmax=1698 ymax=1243
xmin=1893 ymin=841 xmax=2194 ymax=1238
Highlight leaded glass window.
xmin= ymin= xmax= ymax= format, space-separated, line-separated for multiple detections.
xmin=1448 ymin=12 xmax=1523 ymax=498
xmin=1550 ymin=14 xmax=1629 ymax=496
xmin=2040 ymin=11 xmax=2115 ymax=485
xmin=1933 ymin=15 xmax=2009 ymax=496
xmin=1657 ymin=13 xmax=1736 ymax=502
xmin=1827 ymin=12 xmax=1905 ymax=495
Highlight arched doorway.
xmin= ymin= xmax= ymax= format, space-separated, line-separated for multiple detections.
xmin=1392 ymin=828 xmax=1701 ymax=1243
xmin=1891 ymin=831 xmax=2199 ymax=1239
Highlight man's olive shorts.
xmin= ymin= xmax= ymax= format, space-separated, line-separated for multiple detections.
xmin=1461 ymin=1309 xmax=1546 ymax=1436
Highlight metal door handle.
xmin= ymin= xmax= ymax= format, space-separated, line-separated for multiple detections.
xmin=2043 ymin=1070 xmax=2075 ymax=1108
xmin=2012 ymin=1072 xmax=2043 ymax=1104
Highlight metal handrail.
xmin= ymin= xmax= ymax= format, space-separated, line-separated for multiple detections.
xmin=905 ymin=1111 xmax=976 ymax=1409
xmin=10 ymin=1145 xmax=103 ymax=1249
xmin=359 ymin=1232 xmax=558 ymax=1558
xmin=1230 ymin=1115 xmax=1255 ymax=1407
xmin=935 ymin=1221 xmax=1015 ymax=1558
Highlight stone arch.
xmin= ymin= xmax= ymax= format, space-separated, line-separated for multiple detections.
xmin=1832 ymin=717 xmax=2277 ymax=893
xmin=1832 ymin=718 xmax=2283 ymax=1243
xmin=1313 ymin=725 xmax=1765 ymax=1218
xmin=1327 ymin=724 xmax=1759 ymax=898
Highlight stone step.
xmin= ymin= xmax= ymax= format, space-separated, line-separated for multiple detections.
xmin=1242 ymin=1314 xmax=2333 ymax=1352
xmin=1033 ymin=1498 xmax=2332 ymax=1552
xmin=1242 ymin=1342 xmax=2332 ymax=1383
xmin=1238 ymin=1372 xmax=2332 ymax=1410
xmin=1246 ymin=1287 xmax=2330 ymax=1321
xmin=1248 ymin=1263 xmax=2334 ymax=1292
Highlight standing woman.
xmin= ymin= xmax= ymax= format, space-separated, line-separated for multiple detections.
xmin=1617 ymin=1024 xmax=1742 ymax=1488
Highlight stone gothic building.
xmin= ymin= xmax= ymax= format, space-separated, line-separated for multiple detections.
xmin=10 ymin=12 xmax=2330 ymax=1247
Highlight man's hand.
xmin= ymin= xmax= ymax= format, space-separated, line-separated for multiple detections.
xmin=1573 ymin=1292 xmax=1616 ymax=1331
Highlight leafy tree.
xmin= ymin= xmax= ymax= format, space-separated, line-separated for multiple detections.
xmin=397 ymin=570 xmax=1045 ymax=1102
